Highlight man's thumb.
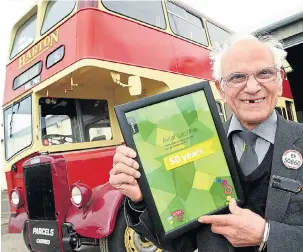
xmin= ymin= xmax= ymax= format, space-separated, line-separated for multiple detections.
xmin=229 ymin=198 xmax=242 ymax=215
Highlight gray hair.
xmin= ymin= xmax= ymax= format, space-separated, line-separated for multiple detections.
xmin=209 ymin=33 xmax=288 ymax=82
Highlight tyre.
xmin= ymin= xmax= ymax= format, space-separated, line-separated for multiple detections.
xmin=100 ymin=207 xmax=163 ymax=252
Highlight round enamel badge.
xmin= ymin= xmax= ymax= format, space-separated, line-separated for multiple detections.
xmin=282 ymin=150 xmax=303 ymax=169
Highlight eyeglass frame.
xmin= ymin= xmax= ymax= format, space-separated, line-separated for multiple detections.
xmin=220 ymin=67 xmax=283 ymax=88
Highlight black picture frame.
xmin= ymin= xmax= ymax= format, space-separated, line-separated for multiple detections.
xmin=114 ymin=81 xmax=245 ymax=243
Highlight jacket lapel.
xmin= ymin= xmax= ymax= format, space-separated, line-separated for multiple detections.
xmin=265 ymin=115 xmax=302 ymax=221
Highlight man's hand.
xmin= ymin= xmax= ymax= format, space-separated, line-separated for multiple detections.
xmin=198 ymin=199 xmax=266 ymax=247
xmin=109 ymin=145 xmax=143 ymax=202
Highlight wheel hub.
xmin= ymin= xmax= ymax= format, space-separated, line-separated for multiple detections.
xmin=124 ymin=226 xmax=161 ymax=252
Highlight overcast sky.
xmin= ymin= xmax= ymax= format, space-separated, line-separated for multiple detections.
xmin=1 ymin=0 xmax=303 ymax=117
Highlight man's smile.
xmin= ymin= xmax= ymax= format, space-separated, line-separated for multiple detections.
xmin=240 ymin=97 xmax=266 ymax=104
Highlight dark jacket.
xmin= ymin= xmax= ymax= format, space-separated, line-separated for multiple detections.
xmin=124 ymin=114 xmax=303 ymax=252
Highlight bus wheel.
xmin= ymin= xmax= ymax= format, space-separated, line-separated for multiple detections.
xmin=124 ymin=226 xmax=162 ymax=252
xmin=99 ymin=238 xmax=109 ymax=252
xmin=102 ymin=206 xmax=162 ymax=252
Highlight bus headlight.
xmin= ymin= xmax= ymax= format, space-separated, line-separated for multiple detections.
xmin=10 ymin=188 xmax=24 ymax=208
xmin=71 ymin=183 xmax=92 ymax=208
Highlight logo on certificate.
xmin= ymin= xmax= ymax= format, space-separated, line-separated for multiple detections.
xmin=127 ymin=117 xmax=139 ymax=134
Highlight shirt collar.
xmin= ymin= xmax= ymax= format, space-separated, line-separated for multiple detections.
xmin=227 ymin=111 xmax=277 ymax=144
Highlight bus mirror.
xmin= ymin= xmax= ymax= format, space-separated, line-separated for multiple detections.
xmin=128 ymin=76 xmax=142 ymax=96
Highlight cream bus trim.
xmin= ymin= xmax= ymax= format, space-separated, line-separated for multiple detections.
xmin=4 ymin=58 xmax=213 ymax=172
xmin=8 ymin=0 xmax=78 ymax=63
xmin=276 ymin=96 xmax=298 ymax=122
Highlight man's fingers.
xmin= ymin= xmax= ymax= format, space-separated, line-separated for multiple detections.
xmin=198 ymin=214 xmax=237 ymax=226
xmin=229 ymin=198 xmax=243 ymax=215
xmin=113 ymin=152 xmax=139 ymax=169
xmin=116 ymin=146 xmax=137 ymax=160
xmin=211 ymin=225 xmax=235 ymax=237
xmin=116 ymin=183 xmax=143 ymax=202
xmin=110 ymin=162 xmax=141 ymax=178
xmin=109 ymin=173 xmax=137 ymax=187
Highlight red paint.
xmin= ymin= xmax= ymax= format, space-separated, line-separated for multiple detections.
xmin=5 ymin=8 xmax=262 ymax=106
xmin=66 ymin=183 xmax=124 ymax=238
xmin=8 ymin=212 xmax=28 ymax=233
xmin=62 ymin=146 xmax=116 ymax=188
xmin=22 ymin=155 xmax=71 ymax=252
xmin=20 ymin=150 xmax=122 ymax=249
xmin=4 ymin=6 xmax=296 ymax=243
xmin=282 ymin=78 xmax=293 ymax=99
xmin=6 ymin=153 xmax=38 ymax=219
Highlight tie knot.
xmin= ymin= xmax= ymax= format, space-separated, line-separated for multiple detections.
xmin=238 ymin=131 xmax=257 ymax=146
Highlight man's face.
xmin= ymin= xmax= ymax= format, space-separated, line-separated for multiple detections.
xmin=221 ymin=40 xmax=283 ymax=130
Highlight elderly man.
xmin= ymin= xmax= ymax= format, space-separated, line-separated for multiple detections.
xmin=109 ymin=33 xmax=303 ymax=252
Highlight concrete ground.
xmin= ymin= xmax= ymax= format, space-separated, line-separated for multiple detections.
xmin=1 ymin=190 xmax=29 ymax=251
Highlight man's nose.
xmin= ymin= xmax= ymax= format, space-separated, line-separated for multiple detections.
xmin=244 ymin=75 xmax=261 ymax=94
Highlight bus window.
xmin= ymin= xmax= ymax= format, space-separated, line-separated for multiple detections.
xmin=166 ymin=1 xmax=208 ymax=46
xmin=282 ymin=107 xmax=287 ymax=119
xmin=10 ymin=14 xmax=37 ymax=59
xmin=206 ymin=21 xmax=231 ymax=46
xmin=40 ymin=98 xmax=112 ymax=145
xmin=216 ymin=102 xmax=225 ymax=123
xmin=79 ymin=99 xmax=113 ymax=141
xmin=285 ymin=100 xmax=294 ymax=121
xmin=275 ymin=107 xmax=283 ymax=117
xmin=41 ymin=0 xmax=76 ymax=35
xmin=40 ymin=98 xmax=79 ymax=145
xmin=13 ymin=61 xmax=42 ymax=90
xmin=102 ymin=0 xmax=166 ymax=29
xmin=4 ymin=96 xmax=32 ymax=160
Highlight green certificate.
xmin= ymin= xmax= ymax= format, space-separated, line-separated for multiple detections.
xmin=115 ymin=81 xmax=244 ymax=242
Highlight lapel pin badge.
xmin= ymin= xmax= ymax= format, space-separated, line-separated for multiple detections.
xmin=282 ymin=150 xmax=302 ymax=170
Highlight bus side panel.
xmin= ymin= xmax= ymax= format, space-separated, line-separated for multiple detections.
xmin=63 ymin=147 xmax=116 ymax=189
xmin=100 ymin=11 xmax=179 ymax=72
xmin=66 ymin=183 xmax=124 ymax=239
xmin=171 ymin=36 xmax=213 ymax=80
xmin=282 ymin=78 xmax=293 ymax=99
xmin=76 ymin=9 xmax=96 ymax=58
xmin=75 ymin=9 xmax=179 ymax=73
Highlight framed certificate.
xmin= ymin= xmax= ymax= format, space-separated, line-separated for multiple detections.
xmin=114 ymin=81 xmax=244 ymax=242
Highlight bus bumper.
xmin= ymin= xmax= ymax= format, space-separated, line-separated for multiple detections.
xmin=8 ymin=212 xmax=28 ymax=233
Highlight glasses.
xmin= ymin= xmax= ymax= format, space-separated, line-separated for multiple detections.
xmin=221 ymin=67 xmax=279 ymax=88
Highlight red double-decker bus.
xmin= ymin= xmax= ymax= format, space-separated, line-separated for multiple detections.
xmin=3 ymin=1 xmax=298 ymax=251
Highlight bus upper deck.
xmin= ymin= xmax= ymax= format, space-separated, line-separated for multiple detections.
xmin=4 ymin=0 xmax=233 ymax=106
xmin=2 ymin=2 xmax=299 ymax=252
xmin=3 ymin=0 xmax=297 ymax=165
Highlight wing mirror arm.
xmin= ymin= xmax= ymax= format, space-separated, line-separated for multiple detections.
xmin=110 ymin=72 xmax=142 ymax=96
